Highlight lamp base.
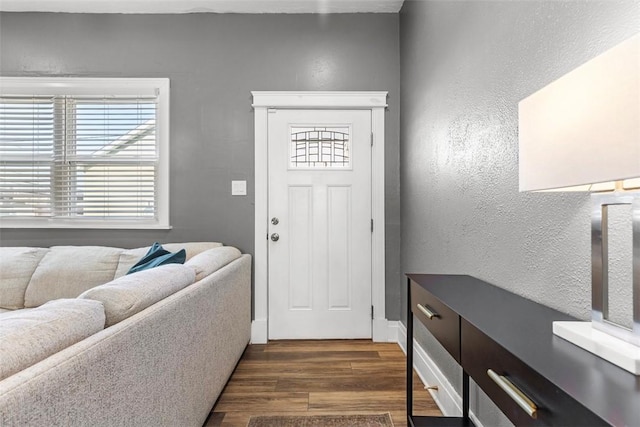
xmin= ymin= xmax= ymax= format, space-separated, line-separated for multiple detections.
xmin=553 ymin=321 xmax=640 ymax=375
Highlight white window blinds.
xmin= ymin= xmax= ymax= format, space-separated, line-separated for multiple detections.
xmin=0 ymin=78 xmax=170 ymax=229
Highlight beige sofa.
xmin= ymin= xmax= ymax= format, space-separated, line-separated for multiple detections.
xmin=0 ymin=242 xmax=251 ymax=427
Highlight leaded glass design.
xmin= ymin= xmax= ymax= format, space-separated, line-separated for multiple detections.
xmin=290 ymin=126 xmax=351 ymax=169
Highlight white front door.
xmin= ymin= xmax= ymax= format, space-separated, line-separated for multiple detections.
xmin=267 ymin=109 xmax=372 ymax=339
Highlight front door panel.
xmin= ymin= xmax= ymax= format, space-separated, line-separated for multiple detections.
xmin=267 ymin=109 xmax=372 ymax=339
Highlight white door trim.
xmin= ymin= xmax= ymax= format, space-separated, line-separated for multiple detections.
xmin=252 ymin=91 xmax=388 ymax=343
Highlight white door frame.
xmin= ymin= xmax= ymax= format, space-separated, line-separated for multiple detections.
xmin=252 ymin=91 xmax=388 ymax=343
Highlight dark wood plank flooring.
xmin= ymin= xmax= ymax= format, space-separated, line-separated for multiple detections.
xmin=205 ymin=340 xmax=441 ymax=426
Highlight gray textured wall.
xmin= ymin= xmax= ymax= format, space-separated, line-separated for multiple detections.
xmin=399 ymin=1 xmax=639 ymax=425
xmin=0 ymin=12 xmax=403 ymax=320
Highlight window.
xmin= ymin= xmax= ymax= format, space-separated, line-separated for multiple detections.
xmin=0 ymin=78 xmax=170 ymax=228
xmin=289 ymin=126 xmax=352 ymax=169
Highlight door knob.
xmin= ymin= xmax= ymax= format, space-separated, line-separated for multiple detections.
xmin=270 ymin=233 xmax=280 ymax=242
xmin=271 ymin=217 xmax=279 ymax=225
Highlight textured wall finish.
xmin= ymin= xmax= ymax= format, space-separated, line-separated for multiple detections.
xmin=400 ymin=1 xmax=639 ymax=425
xmin=0 ymin=12 xmax=402 ymax=320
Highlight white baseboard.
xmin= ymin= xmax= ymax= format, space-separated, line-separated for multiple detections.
xmin=251 ymin=319 xmax=268 ymax=344
xmin=396 ymin=322 xmax=484 ymax=427
xmin=386 ymin=320 xmax=400 ymax=343
xmin=373 ymin=319 xmax=404 ymax=342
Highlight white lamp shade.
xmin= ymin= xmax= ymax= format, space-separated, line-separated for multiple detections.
xmin=519 ymin=34 xmax=640 ymax=192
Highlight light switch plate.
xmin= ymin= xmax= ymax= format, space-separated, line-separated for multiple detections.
xmin=231 ymin=180 xmax=247 ymax=196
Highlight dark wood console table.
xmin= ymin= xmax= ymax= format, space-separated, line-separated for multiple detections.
xmin=406 ymin=274 xmax=640 ymax=426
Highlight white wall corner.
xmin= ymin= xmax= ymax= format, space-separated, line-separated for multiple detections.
xmin=396 ymin=322 xmax=484 ymax=427
xmin=251 ymin=319 xmax=268 ymax=344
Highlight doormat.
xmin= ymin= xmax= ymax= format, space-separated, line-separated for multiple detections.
xmin=247 ymin=413 xmax=394 ymax=427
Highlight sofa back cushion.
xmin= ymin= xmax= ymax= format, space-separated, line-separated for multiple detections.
xmin=0 ymin=242 xmax=224 ymax=309
xmin=0 ymin=247 xmax=48 ymax=310
xmin=0 ymin=298 xmax=105 ymax=381
xmin=185 ymin=246 xmax=242 ymax=282
xmin=24 ymin=246 xmax=123 ymax=308
xmin=78 ymin=263 xmax=196 ymax=327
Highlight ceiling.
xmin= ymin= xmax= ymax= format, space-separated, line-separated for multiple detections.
xmin=0 ymin=0 xmax=405 ymax=14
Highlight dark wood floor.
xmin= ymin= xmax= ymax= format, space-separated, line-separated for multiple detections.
xmin=205 ymin=340 xmax=441 ymax=426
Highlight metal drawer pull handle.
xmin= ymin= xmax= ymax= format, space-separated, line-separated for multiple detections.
xmin=417 ymin=303 xmax=439 ymax=319
xmin=487 ymin=369 xmax=538 ymax=419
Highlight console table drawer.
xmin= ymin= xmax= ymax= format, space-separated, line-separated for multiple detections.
xmin=411 ymin=280 xmax=460 ymax=363
xmin=461 ymin=319 xmax=605 ymax=426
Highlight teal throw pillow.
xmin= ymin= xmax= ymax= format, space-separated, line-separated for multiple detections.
xmin=127 ymin=242 xmax=186 ymax=275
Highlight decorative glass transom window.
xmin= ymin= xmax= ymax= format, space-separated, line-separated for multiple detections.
xmin=290 ymin=126 xmax=351 ymax=169
xmin=0 ymin=77 xmax=170 ymax=229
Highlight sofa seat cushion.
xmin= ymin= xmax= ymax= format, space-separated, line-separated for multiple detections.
xmin=24 ymin=246 xmax=123 ymax=308
xmin=0 ymin=247 xmax=49 ymax=310
xmin=114 ymin=242 xmax=223 ymax=278
xmin=0 ymin=298 xmax=105 ymax=381
xmin=185 ymin=246 xmax=242 ymax=282
xmin=78 ymin=264 xmax=196 ymax=327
